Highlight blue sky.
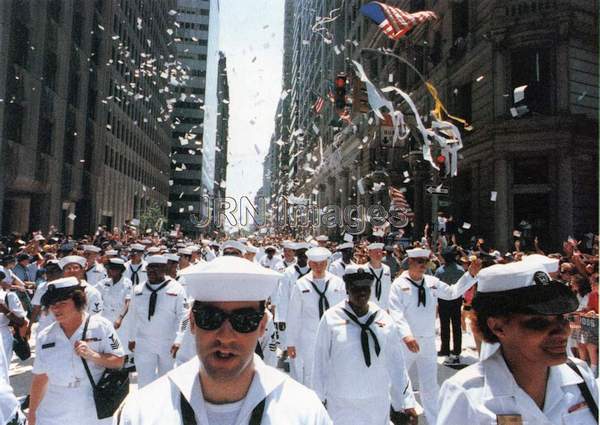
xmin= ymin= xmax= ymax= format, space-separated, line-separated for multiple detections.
xmin=219 ymin=0 xmax=285 ymax=202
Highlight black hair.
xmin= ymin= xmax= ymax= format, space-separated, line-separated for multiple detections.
xmin=43 ymin=287 xmax=87 ymax=311
xmin=472 ymin=294 xmax=515 ymax=343
xmin=573 ymin=274 xmax=592 ymax=297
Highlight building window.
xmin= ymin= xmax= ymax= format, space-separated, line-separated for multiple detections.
xmin=452 ymin=82 xmax=472 ymax=124
xmin=452 ymin=0 xmax=469 ymax=42
xmin=510 ymin=48 xmax=553 ymax=114
xmin=513 ymin=157 xmax=548 ymax=185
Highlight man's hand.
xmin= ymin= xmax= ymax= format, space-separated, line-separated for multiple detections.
xmin=287 ymin=346 xmax=297 ymax=358
xmin=128 ymin=341 xmax=136 ymax=352
xmin=170 ymin=344 xmax=180 ymax=359
xmin=74 ymin=340 xmax=98 ymax=361
xmin=403 ymin=336 xmax=420 ymax=353
xmin=114 ymin=318 xmax=122 ymax=330
xmin=403 ymin=408 xmax=419 ymax=425
xmin=468 ymin=258 xmax=482 ymax=277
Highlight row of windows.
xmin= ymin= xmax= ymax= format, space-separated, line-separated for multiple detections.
xmin=178 ymin=53 xmax=208 ymax=61
xmin=104 ymin=143 xmax=169 ymax=193
xmin=179 ymin=21 xmax=208 ymax=31
xmin=175 ymin=36 xmax=208 ymax=45
xmin=179 ymin=7 xmax=210 ymax=16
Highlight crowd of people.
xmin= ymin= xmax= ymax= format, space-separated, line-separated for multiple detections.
xmin=0 ymin=225 xmax=597 ymax=424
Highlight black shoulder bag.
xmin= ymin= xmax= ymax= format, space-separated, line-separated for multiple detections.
xmin=81 ymin=315 xmax=130 ymax=419
xmin=566 ymin=359 xmax=599 ymax=423
xmin=5 ymin=293 xmax=30 ymax=361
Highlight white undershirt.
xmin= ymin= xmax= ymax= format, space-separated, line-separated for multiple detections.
xmin=205 ymin=399 xmax=244 ymax=425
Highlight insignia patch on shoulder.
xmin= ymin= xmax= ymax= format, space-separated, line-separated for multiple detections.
xmin=302 ymin=289 xmax=310 ymax=293
xmin=166 ymin=292 xmax=178 ymax=296
xmin=41 ymin=342 xmax=55 ymax=349
xmin=401 ymin=287 xmax=410 ymax=292
xmin=109 ymin=334 xmax=120 ymax=350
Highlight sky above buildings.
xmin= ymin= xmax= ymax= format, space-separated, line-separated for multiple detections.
xmin=219 ymin=0 xmax=285 ymax=203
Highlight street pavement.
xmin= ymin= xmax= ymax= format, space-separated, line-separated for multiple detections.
xmin=9 ymin=324 xmax=479 ymax=425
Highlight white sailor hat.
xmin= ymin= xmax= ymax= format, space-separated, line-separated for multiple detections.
xmin=105 ymin=249 xmax=119 ymax=256
xmin=146 ymin=255 xmax=168 ymax=265
xmin=165 ymin=253 xmax=180 ymax=262
xmin=343 ymin=265 xmax=374 ymax=287
xmin=264 ymin=245 xmax=277 ymax=252
xmin=521 ymin=254 xmax=560 ymax=274
xmin=141 ymin=239 xmax=152 ymax=244
xmin=147 ymin=246 xmax=161 ymax=254
xmin=294 ymin=242 xmax=311 ymax=251
xmin=367 ymin=242 xmax=384 ymax=250
xmin=406 ymin=248 xmax=431 ymax=258
xmin=83 ymin=245 xmax=101 ymax=253
xmin=34 ymin=234 xmax=46 ymax=241
xmin=473 ymin=259 xmax=577 ymax=315
xmin=337 ymin=242 xmax=354 ymax=250
xmin=178 ymin=248 xmax=193 ymax=256
xmin=221 ymin=240 xmax=247 ymax=254
xmin=130 ymin=243 xmax=145 ymax=252
xmin=315 ymin=235 xmax=329 ymax=242
xmin=40 ymin=277 xmax=81 ymax=305
xmin=188 ymin=245 xmax=201 ymax=253
xmin=158 ymin=245 xmax=167 ymax=251
xmin=239 ymin=238 xmax=248 ymax=244
xmin=306 ymin=247 xmax=332 ymax=262
xmin=106 ymin=258 xmax=126 ymax=267
xmin=58 ymin=255 xmax=87 ymax=269
xmin=282 ymin=241 xmax=295 ymax=249
xmin=180 ymin=256 xmax=281 ymax=302
xmin=245 ymin=244 xmax=259 ymax=254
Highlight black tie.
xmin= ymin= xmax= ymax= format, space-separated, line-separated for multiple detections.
xmin=308 ymin=279 xmax=330 ymax=318
xmin=146 ymin=281 xmax=169 ymax=321
xmin=130 ymin=264 xmax=142 ymax=286
xmin=407 ymin=278 xmax=426 ymax=307
xmin=342 ymin=308 xmax=381 ymax=367
xmin=295 ymin=265 xmax=310 ymax=279
xmin=369 ymin=267 xmax=384 ymax=301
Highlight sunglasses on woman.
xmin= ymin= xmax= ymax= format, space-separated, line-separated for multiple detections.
xmin=192 ymin=304 xmax=264 ymax=333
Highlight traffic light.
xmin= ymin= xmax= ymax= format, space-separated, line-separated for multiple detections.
xmin=352 ymin=77 xmax=369 ymax=114
xmin=334 ymin=73 xmax=347 ymax=110
xmin=436 ymin=154 xmax=447 ymax=178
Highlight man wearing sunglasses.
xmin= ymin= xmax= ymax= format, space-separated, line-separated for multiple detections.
xmin=116 ymin=256 xmax=332 ymax=424
xmin=438 ymin=260 xmax=599 ymax=425
xmin=388 ymin=247 xmax=481 ymax=425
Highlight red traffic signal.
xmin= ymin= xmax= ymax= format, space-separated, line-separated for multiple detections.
xmin=335 ymin=74 xmax=347 ymax=88
xmin=436 ymin=154 xmax=446 ymax=165
xmin=334 ymin=73 xmax=347 ymax=110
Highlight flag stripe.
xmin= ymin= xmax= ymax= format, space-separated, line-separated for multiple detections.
xmin=371 ymin=2 xmax=437 ymax=41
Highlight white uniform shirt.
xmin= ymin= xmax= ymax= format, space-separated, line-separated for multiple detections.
xmin=274 ymin=258 xmax=296 ymax=273
xmin=388 ymin=271 xmax=476 ymax=338
xmin=85 ymin=263 xmax=107 ymax=288
xmin=365 ymin=263 xmax=393 ymax=310
xmin=97 ymin=276 xmax=133 ymax=324
xmin=274 ymin=264 xmax=311 ymax=323
xmin=123 ymin=261 xmax=147 ymax=287
xmin=259 ymin=255 xmax=281 ymax=270
xmin=312 ymin=301 xmax=416 ymax=409
xmin=437 ymin=351 xmax=599 ymax=425
xmin=31 ymin=281 xmax=55 ymax=332
xmin=128 ymin=279 xmax=187 ymax=355
xmin=33 ymin=314 xmax=124 ymax=424
xmin=115 ymin=355 xmax=332 ymax=425
xmin=82 ymin=281 xmax=104 ymax=316
xmin=0 ymin=289 xmax=26 ymax=328
xmin=328 ymin=259 xmax=356 ymax=278
xmin=286 ymin=272 xmax=346 ymax=353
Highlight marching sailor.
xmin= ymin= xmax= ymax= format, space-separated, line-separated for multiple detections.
xmin=328 ymin=242 xmax=356 ymax=278
xmin=364 ymin=242 xmax=393 ymax=310
xmin=123 ymin=244 xmax=147 ymax=287
xmin=83 ymin=245 xmax=107 ymax=289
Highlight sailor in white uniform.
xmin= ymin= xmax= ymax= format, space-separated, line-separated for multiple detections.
xmin=312 ymin=266 xmax=419 ymax=425
xmin=0 ymin=336 xmax=25 ymax=424
xmin=28 ymin=277 xmax=124 ymax=425
xmin=388 ymin=248 xmax=481 ymax=425
xmin=364 ymin=242 xmax=393 ymax=310
xmin=123 ymin=244 xmax=147 ymax=287
xmin=97 ymin=259 xmax=132 ymax=352
xmin=115 ymin=256 xmax=332 ymax=425
xmin=437 ymin=260 xmax=599 ymax=425
xmin=83 ymin=245 xmax=107 ymax=289
xmin=286 ymin=247 xmax=345 ymax=386
xmin=127 ymin=255 xmax=187 ymax=387
xmin=0 ymin=273 xmax=27 ymax=373
xmin=58 ymin=256 xmax=104 ymax=317
xmin=274 ymin=241 xmax=296 ymax=272
xmin=30 ymin=260 xmax=64 ymax=334
xmin=258 ymin=246 xmax=281 ymax=270
xmin=328 ymin=242 xmax=356 ymax=278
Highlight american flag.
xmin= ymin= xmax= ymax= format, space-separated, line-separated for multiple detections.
xmin=312 ymin=96 xmax=325 ymax=114
xmin=388 ymin=186 xmax=415 ymax=218
xmin=361 ymin=2 xmax=437 ymax=41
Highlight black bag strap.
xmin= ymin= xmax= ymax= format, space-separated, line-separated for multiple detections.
xmin=180 ymin=393 xmax=266 ymax=425
xmin=566 ymin=359 xmax=599 ymax=422
xmin=80 ymin=315 xmax=98 ymax=390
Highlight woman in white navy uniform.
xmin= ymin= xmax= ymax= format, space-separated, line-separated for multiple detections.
xmin=28 ymin=277 xmax=124 ymax=425
xmin=437 ymin=259 xmax=599 ymax=425
xmin=115 ymin=256 xmax=332 ymax=425
xmin=0 ymin=270 xmax=27 ymax=367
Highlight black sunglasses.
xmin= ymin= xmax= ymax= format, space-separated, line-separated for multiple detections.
xmin=192 ymin=305 xmax=264 ymax=333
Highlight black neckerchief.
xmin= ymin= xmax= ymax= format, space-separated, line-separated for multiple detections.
xmin=180 ymin=393 xmax=266 ymax=425
xmin=307 ymin=279 xmax=330 ymax=318
xmin=145 ymin=280 xmax=169 ymax=320
xmin=130 ymin=263 xmax=143 ymax=286
xmin=368 ymin=266 xmax=384 ymax=301
xmin=342 ymin=307 xmax=381 ymax=367
xmin=294 ymin=265 xmax=310 ymax=279
xmin=406 ymin=277 xmax=426 ymax=307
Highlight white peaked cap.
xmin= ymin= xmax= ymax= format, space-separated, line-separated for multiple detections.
xmin=178 ymin=248 xmax=193 ymax=256
xmin=108 ymin=258 xmax=126 ymax=266
xmin=477 ymin=260 xmax=553 ymax=293
xmin=367 ymin=242 xmax=384 ymax=250
xmin=165 ymin=253 xmax=180 ymax=262
xmin=146 ymin=255 xmax=168 ymax=265
xmin=180 ymin=256 xmax=282 ymax=301
xmin=306 ymin=247 xmax=332 ymax=262
xmin=315 ymin=235 xmax=329 ymax=242
xmin=282 ymin=241 xmax=295 ymax=249
xmin=130 ymin=243 xmax=145 ymax=251
xmin=48 ymin=276 xmax=80 ymax=289
xmin=58 ymin=255 xmax=86 ymax=269
xmin=147 ymin=246 xmax=161 ymax=253
xmin=407 ymin=248 xmax=431 ymax=258
xmin=105 ymin=249 xmax=118 ymax=256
